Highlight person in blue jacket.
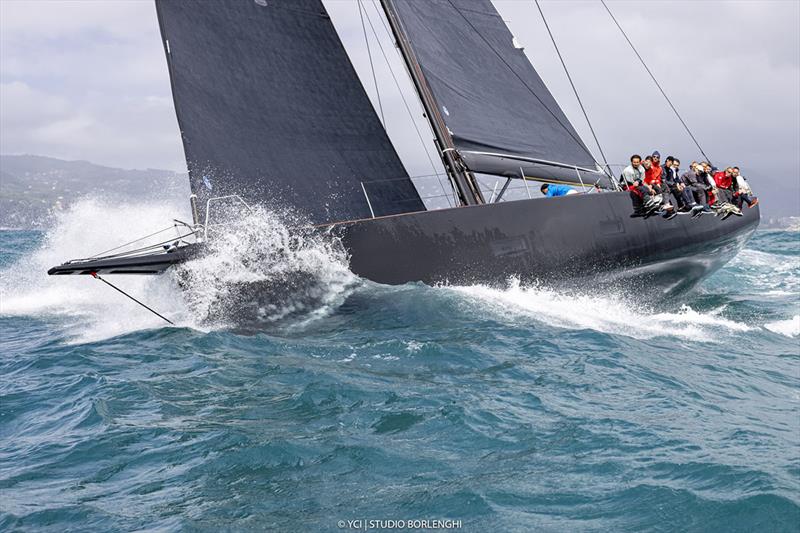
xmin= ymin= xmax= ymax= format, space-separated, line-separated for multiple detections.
xmin=540 ymin=183 xmax=577 ymax=197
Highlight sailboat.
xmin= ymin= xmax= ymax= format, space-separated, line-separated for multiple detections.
xmin=48 ymin=0 xmax=759 ymax=301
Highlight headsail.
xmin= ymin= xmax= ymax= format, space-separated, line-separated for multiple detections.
xmin=156 ymin=0 xmax=425 ymax=225
xmin=385 ymin=0 xmax=605 ymax=186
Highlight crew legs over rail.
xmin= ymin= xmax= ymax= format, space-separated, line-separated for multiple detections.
xmin=618 ymin=151 xmax=758 ymax=221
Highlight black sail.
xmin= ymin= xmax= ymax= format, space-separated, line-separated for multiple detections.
xmin=156 ymin=0 xmax=424 ymax=224
xmin=386 ymin=0 xmax=604 ymax=185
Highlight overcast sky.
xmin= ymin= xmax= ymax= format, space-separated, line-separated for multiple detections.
xmin=1 ymin=0 xmax=798 ymax=217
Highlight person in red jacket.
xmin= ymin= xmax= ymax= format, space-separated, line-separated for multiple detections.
xmin=644 ymin=151 xmax=673 ymax=211
xmin=644 ymin=151 xmax=664 ymax=188
xmin=714 ymin=167 xmax=735 ymax=204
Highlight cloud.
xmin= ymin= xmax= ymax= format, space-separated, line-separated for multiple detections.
xmin=0 ymin=0 xmax=184 ymax=171
xmin=1 ymin=0 xmax=798 ymax=216
xmin=1 ymin=81 xmax=70 ymax=126
xmin=492 ymin=0 xmax=799 ymax=216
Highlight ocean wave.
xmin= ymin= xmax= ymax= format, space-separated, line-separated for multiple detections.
xmin=173 ymin=204 xmax=357 ymax=327
xmin=449 ymin=278 xmax=750 ymax=342
xmin=0 ymin=197 xmax=194 ymax=343
xmin=717 ymin=248 xmax=800 ymax=294
xmin=734 ymin=249 xmax=799 ymax=270
xmin=764 ymin=315 xmax=800 ymax=338
xmin=2 ymin=229 xmax=799 ymax=531
xmin=0 ymin=198 xmax=355 ymax=342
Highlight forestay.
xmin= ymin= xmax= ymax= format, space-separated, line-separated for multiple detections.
xmin=386 ymin=0 xmax=605 ymax=186
xmin=156 ymin=0 xmax=425 ymax=225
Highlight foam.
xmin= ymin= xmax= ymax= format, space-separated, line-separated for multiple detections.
xmin=173 ymin=204 xmax=357 ymax=327
xmin=3 ymin=199 xmax=794 ymax=344
xmin=449 ymin=278 xmax=751 ymax=342
xmin=0 ymin=198 xmax=356 ymax=342
xmin=764 ymin=315 xmax=800 ymax=338
xmin=730 ymin=249 xmax=799 ymax=288
xmin=0 ymin=197 xmax=194 ymax=343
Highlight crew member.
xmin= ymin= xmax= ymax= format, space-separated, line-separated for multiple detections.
xmin=540 ymin=183 xmax=578 ymax=197
xmin=714 ymin=167 xmax=735 ymax=204
xmin=644 ymin=151 xmax=664 ymax=190
xmin=620 ymin=154 xmax=645 ymax=189
xmin=665 ymin=157 xmax=695 ymax=210
xmin=681 ymin=161 xmax=709 ymax=207
xmin=732 ymin=167 xmax=758 ymax=208
xmin=701 ymin=162 xmax=719 ymax=205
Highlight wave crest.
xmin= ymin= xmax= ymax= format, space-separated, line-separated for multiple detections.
xmin=0 ymin=197 xmax=357 ymax=340
xmin=450 ymin=278 xmax=751 ymax=342
xmin=173 ymin=204 xmax=357 ymax=327
xmin=764 ymin=316 xmax=800 ymax=338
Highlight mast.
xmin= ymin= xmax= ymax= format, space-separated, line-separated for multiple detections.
xmin=379 ymin=0 xmax=484 ymax=206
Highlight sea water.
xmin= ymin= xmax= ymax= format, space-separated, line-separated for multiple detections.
xmin=1 ymin=199 xmax=798 ymax=531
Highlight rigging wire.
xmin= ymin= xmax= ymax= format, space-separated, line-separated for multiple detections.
xmin=87 ymin=232 xmax=196 ymax=262
xmin=91 ymin=272 xmax=175 ymax=325
xmin=534 ymin=0 xmax=615 ymax=186
xmin=357 ymin=0 xmax=385 ymax=127
xmin=364 ymin=0 xmax=455 ymax=207
xmin=600 ymin=0 xmax=713 ymax=164
xmin=443 ymin=0 xmax=603 ymax=176
xmin=90 ymin=224 xmax=192 ymax=259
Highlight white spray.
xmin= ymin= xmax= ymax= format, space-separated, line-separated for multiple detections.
xmin=0 ymin=198 xmax=357 ymax=341
xmin=173 ymin=204 xmax=357 ymax=327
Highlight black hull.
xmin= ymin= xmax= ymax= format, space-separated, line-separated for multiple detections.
xmin=49 ymin=193 xmax=758 ymax=298
xmin=334 ymin=192 xmax=759 ymax=296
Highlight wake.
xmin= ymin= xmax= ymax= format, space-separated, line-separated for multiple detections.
xmin=1 ymin=199 xmax=795 ymax=345
xmin=449 ymin=278 xmax=751 ymax=342
xmin=765 ymin=316 xmax=800 ymax=338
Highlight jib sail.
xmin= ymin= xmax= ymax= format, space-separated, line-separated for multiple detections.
xmin=156 ymin=0 xmax=425 ymax=224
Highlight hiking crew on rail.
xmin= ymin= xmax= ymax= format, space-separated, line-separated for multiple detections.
xmin=618 ymin=151 xmax=757 ymax=220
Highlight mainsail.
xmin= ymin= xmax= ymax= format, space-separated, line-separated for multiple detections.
xmin=385 ymin=0 xmax=605 ymax=186
xmin=155 ymin=0 xmax=425 ymax=225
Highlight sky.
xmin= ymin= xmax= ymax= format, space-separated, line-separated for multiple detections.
xmin=1 ymin=0 xmax=798 ymax=217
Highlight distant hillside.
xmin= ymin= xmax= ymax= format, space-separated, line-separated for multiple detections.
xmin=0 ymin=155 xmax=188 ymax=228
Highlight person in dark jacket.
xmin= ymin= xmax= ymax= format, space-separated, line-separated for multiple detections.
xmin=662 ymin=156 xmax=682 ymax=209
xmin=664 ymin=157 xmax=695 ymax=210
xmin=628 ymin=178 xmax=677 ymax=218
xmin=699 ymin=162 xmax=719 ymax=205
xmin=681 ymin=161 xmax=708 ymax=206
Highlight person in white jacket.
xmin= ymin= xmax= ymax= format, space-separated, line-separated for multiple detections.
xmin=732 ymin=167 xmax=758 ymax=208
